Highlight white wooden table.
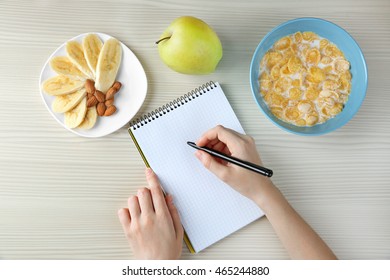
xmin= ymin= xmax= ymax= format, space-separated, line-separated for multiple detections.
xmin=0 ymin=0 xmax=389 ymax=259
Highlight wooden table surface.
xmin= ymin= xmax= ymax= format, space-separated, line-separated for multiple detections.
xmin=0 ymin=0 xmax=389 ymax=259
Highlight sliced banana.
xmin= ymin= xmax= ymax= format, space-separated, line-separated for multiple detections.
xmin=77 ymin=106 xmax=98 ymax=130
xmin=64 ymin=97 xmax=87 ymax=128
xmin=66 ymin=41 xmax=93 ymax=79
xmin=83 ymin=34 xmax=103 ymax=78
xmin=42 ymin=75 xmax=84 ymax=96
xmin=50 ymin=56 xmax=87 ymax=79
xmin=95 ymin=38 xmax=122 ymax=93
xmin=52 ymin=88 xmax=86 ymax=113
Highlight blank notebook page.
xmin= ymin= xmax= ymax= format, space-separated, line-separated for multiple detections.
xmin=130 ymin=82 xmax=263 ymax=253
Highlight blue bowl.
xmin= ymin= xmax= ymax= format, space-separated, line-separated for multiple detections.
xmin=250 ymin=18 xmax=368 ymax=136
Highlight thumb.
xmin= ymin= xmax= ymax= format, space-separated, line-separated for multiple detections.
xmin=195 ymin=150 xmax=229 ymax=182
xmin=166 ymin=195 xmax=184 ymax=241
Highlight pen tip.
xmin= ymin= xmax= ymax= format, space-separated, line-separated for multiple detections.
xmin=187 ymin=141 xmax=197 ymax=147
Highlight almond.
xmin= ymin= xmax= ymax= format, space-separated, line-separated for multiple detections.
xmin=104 ymin=105 xmax=117 ymax=116
xmin=87 ymin=92 xmax=94 ymax=99
xmin=94 ymin=90 xmax=105 ymax=103
xmin=112 ymin=81 xmax=122 ymax=91
xmin=105 ymin=99 xmax=114 ymax=106
xmin=106 ymin=87 xmax=117 ymax=100
xmin=85 ymin=79 xmax=95 ymax=94
xmin=97 ymin=102 xmax=106 ymax=116
xmin=87 ymin=96 xmax=98 ymax=107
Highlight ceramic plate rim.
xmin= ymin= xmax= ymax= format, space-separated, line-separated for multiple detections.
xmin=39 ymin=32 xmax=148 ymax=138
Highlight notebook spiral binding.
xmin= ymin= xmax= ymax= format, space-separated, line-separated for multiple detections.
xmin=130 ymin=81 xmax=216 ymax=130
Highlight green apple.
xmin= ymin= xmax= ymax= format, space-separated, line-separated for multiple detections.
xmin=156 ymin=16 xmax=223 ymax=74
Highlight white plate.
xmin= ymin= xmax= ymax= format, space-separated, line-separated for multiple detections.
xmin=39 ymin=32 xmax=147 ymax=137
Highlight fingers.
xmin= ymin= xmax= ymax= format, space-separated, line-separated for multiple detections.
xmin=196 ymin=125 xmax=244 ymax=150
xmin=195 ymin=150 xmax=229 ymax=182
xmin=205 ymin=138 xmax=220 ymax=149
xmin=166 ymin=195 xmax=184 ymax=241
xmin=137 ymin=187 xmax=154 ymax=214
xmin=212 ymin=141 xmax=229 ymax=154
xmin=145 ymin=168 xmax=168 ymax=214
xmin=123 ymin=168 xmax=168 ymax=218
xmin=117 ymin=208 xmax=131 ymax=233
xmin=128 ymin=195 xmax=141 ymax=218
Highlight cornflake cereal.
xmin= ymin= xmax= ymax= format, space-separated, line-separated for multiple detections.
xmin=259 ymin=31 xmax=352 ymax=126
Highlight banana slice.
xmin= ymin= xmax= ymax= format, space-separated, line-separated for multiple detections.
xmin=77 ymin=106 xmax=98 ymax=130
xmin=50 ymin=56 xmax=87 ymax=79
xmin=95 ymin=38 xmax=122 ymax=93
xmin=83 ymin=34 xmax=103 ymax=78
xmin=42 ymin=75 xmax=84 ymax=95
xmin=52 ymin=88 xmax=86 ymax=113
xmin=66 ymin=41 xmax=93 ymax=79
xmin=64 ymin=97 xmax=87 ymax=128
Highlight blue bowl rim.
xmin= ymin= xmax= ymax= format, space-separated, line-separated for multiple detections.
xmin=249 ymin=17 xmax=368 ymax=136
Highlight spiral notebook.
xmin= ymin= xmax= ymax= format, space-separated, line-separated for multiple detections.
xmin=128 ymin=81 xmax=263 ymax=253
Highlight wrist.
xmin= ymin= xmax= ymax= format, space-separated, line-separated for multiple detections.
xmin=252 ymin=179 xmax=282 ymax=212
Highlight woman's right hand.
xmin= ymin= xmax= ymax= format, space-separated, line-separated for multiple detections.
xmin=196 ymin=126 xmax=337 ymax=260
xmin=195 ymin=125 xmax=274 ymax=203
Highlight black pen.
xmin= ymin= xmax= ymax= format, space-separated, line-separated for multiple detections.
xmin=187 ymin=141 xmax=273 ymax=177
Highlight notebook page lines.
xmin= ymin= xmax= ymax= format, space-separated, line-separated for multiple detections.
xmin=131 ymin=83 xmax=263 ymax=252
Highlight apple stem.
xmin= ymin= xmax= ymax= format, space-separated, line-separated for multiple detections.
xmin=155 ymin=36 xmax=171 ymax=44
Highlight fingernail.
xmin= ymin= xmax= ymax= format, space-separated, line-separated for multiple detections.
xmin=167 ymin=195 xmax=174 ymax=205
xmin=145 ymin=167 xmax=153 ymax=175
